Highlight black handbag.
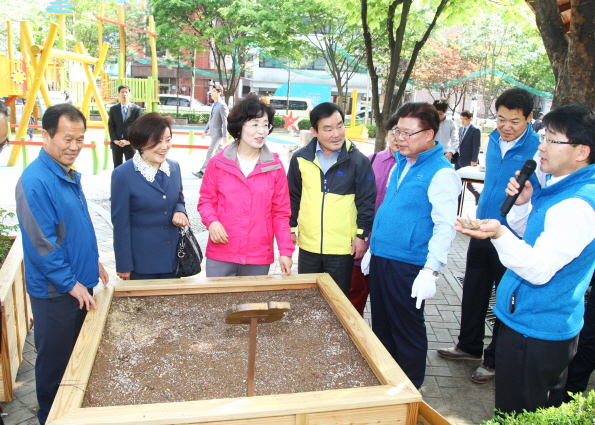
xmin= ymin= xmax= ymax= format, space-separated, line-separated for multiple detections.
xmin=176 ymin=227 xmax=203 ymax=277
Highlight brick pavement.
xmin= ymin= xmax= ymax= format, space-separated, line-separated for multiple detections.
xmin=2 ymin=145 xmax=594 ymax=425
xmin=0 ymin=205 xmax=500 ymax=425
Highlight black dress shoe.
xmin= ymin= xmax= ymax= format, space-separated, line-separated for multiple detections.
xmin=192 ymin=171 xmax=204 ymax=178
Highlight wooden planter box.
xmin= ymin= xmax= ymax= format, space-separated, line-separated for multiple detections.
xmin=48 ymin=274 xmax=450 ymax=425
xmin=0 ymin=234 xmax=33 ymax=401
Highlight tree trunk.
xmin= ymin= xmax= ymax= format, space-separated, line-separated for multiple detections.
xmin=533 ymin=0 xmax=595 ymax=108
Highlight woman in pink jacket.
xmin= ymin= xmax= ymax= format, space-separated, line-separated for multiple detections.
xmin=198 ymin=95 xmax=294 ymax=277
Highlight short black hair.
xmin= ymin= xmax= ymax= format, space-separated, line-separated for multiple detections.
xmin=543 ymin=103 xmax=595 ymax=164
xmin=118 ymin=85 xmax=131 ymax=93
xmin=128 ymin=112 xmax=172 ymax=152
xmin=212 ymin=83 xmax=223 ymax=94
xmin=432 ymin=100 xmax=449 ymax=113
xmin=495 ymin=88 xmax=533 ymax=118
xmin=42 ymin=104 xmax=86 ymax=138
xmin=395 ymin=102 xmax=440 ymax=137
xmin=310 ymin=102 xmax=344 ymax=131
xmin=460 ymin=110 xmax=473 ymax=119
xmin=227 ymin=94 xmax=274 ymax=140
xmin=0 ymin=101 xmax=8 ymax=117
xmin=385 ymin=112 xmax=399 ymax=131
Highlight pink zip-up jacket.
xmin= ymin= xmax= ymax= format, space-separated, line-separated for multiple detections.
xmin=198 ymin=141 xmax=294 ymax=265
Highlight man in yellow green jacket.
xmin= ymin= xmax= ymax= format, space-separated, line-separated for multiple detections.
xmin=288 ymin=102 xmax=376 ymax=296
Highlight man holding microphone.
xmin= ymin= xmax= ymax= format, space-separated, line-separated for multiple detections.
xmin=455 ymin=103 xmax=595 ymax=414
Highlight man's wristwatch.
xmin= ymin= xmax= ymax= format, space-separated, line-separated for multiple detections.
xmin=424 ymin=267 xmax=439 ymax=277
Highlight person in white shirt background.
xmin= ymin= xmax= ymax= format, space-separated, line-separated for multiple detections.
xmin=433 ymin=99 xmax=459 ymax=162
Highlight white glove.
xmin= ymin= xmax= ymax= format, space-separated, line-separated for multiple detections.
xmin=361 ymin=249 xmax=371 ymax=275
xmin=411 ymin=268 xmax=438 ymax=309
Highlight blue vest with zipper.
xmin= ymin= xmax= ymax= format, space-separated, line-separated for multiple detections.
xmin=477 ymin=127 xmax=541 ymax=236
xmin=494 ymin=164 xmax=595 ymax=341
xmin=370 ymin=142 xmax=451 ymax=265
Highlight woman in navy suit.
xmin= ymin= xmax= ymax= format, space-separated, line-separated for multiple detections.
xmin=111 ymin=113 xmax=190 ymax=280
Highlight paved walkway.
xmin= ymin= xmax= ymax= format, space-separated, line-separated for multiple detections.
xmin=1 ymin=137 xmax=593 ymax=425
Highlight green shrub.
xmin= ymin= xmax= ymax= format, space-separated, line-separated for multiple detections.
xmin=273 ymin=116 xmax=285 ymax=128
xmin=297 ymin=119 xmax=311 ymax=130
xmin=0 ymin=208 xmax=18 ymax=266
xmin=366 ymin=124 xmax=377 ymax=138
xmin=482 ymin=391 xmax=595 ymax=424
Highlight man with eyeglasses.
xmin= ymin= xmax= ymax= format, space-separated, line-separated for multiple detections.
xmin=288 ymin=102 xmax=376 ymax=297
xmin=437 ymin=88 xmax=543 ymax=384
xmin=369 ymin=102 xmax=461 ymax=389
xmin=0 ymin=101 xmax=9 ymax=154
xmin=455 ymin=103 xmax=595 ymax=414
xmin=192 ymin=82 xmax=228 ymax=178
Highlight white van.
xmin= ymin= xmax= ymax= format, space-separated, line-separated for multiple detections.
xmin=157 ymin=94 xmax=211 ymax=114
xmin=268 ymin=97 xmax=313 ymax=118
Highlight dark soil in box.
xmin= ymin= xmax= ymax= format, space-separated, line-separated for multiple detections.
xmin=82 ymin=287 xmax=380 ymax=407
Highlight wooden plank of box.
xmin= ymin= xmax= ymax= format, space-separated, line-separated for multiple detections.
xmin=0 ymin=234 xmax=32 ymax=402
xmin=48 ymin=273 xmax=435 ymax=425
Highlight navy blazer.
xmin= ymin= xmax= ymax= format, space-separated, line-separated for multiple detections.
xmin=111 ymin=158 xmax=186 ymax=274
xmin=457 ymin=124 xmax=481 ymax=167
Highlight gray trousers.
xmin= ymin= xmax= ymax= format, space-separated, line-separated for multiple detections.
xmin=199 ymin=137 xmax=225 ymax=173
xmin=206 ymin=258 xmax=270 ymax=277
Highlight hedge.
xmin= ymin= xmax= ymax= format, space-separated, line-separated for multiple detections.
xmin=481 ymin=391 xmax=595 ymax=425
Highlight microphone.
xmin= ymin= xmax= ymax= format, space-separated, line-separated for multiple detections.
xmin=500 ymin=159 xmax=537 ymax=217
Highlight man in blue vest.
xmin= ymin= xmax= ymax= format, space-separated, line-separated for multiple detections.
xmin=369 ymin=102 xmax=461 ymax=388
xmin=437 ymin=88 xmax=542 ymax=383
xmin=456 ymin=103 xmax=595 ymax=414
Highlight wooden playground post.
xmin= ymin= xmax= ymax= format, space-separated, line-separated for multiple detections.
xmin=58 ymin=14 xmax=67 ymax=93
xmin=21 ymin=138 xmax=28 ymax=169
xmin=7 ymin=21 xmax=13 ymax=61
xmin=97 ymin=0 xmax=104 ymax=54
xmin=8 ymin=23 xmax=59 ymax=167
xmin=80 ymin=41 xmax=110 ymax=120
xmin=91 ymin=141 xmax=99 ymax=175
xmin=118 ymin=4 xmax=126 ymax=80
xmin=349 ymin=89 xmax=358 ymax=128
xmin=149 ymin=15 xmax=159 ymax=113
xmin=146 ymin=76 xmax=152 ymax=113
xmin=20 ymin=21 xmax=52 ymax=108
xmin=73 ymin=42 xmax=109 ymax=128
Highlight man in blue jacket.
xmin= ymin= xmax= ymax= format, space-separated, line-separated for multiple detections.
xmin=16 ymin=104 xmax=109 ymax=425
xmin=456 ymin=103 xmax=595 ymax=413
xmin=437 ymin=88 xmax=542 ymax=383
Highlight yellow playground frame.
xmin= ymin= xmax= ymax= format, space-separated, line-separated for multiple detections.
xmin=1 ymin=0 xmax=160 ymax=167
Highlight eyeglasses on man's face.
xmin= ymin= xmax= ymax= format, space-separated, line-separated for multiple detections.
xmin=390 ymin=127 xmax=429 ymax=139
xmin=243 ymin=122 xmax=273 ymax=132
xmin=539 ymin=134 xmax=575 ymax=146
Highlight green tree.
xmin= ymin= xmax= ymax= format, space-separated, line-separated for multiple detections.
xmin=358 ymin=0 xmax=461 ymax=150
xmin=0 ymin=1 xmax=51 ymax=55
xmin=412 ymin=37 xmax=477 ymax=111
xmin=351 ymin=0 xmax=524 ymax=150
xmin=150 ymin=0 xmax=310 ymax=104
xmin=457 ymin=11 xmax=554 ymax=117
xmin=302 ymin=0 xmax=367 ymax=110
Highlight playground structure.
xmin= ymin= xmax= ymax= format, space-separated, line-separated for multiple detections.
xmin=0 ymin=0 xmax=162 ymax=167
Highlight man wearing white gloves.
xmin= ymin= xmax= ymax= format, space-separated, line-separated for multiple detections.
xmin=369 ymin=102 xmax=461 ymax=389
